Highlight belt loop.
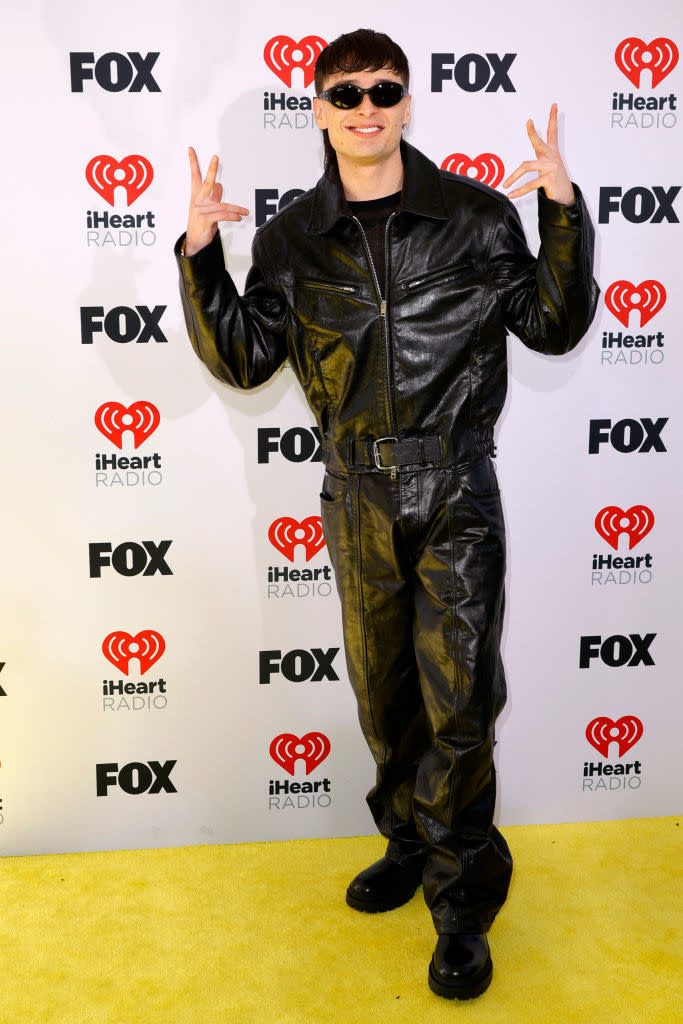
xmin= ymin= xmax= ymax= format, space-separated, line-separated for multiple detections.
xmin=418 ymin=436 xmax=425 ymax=464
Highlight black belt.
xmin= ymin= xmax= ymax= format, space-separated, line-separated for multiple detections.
xmin=348 ymin=435 xmax=445 ymax=471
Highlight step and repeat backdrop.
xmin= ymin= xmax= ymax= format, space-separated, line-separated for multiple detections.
xmin=1 ymin=0 xmax=680 ymax=855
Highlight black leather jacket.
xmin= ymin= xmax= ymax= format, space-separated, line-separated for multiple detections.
xmin=176 ymin=142 xmax=599 ymax=471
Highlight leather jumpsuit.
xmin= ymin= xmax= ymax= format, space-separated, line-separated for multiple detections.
xmin=176 ymin=141 xmax=599 ymax=934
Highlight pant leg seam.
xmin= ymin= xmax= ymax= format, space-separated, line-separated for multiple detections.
xmin=445 ymin=467 xmax=463 ymax=827
xmin=353 ymin=475 xmax=388 ymax=799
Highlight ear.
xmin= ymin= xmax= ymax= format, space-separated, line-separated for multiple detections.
xmin=313 ymin=97 xmax=327 ymax=129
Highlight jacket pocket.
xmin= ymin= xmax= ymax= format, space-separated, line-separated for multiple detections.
xmin=298 ymin=277 xmax=361 ymax=296
xmin=459 ymin=455 xmax=500 ymax=498
xmin=403 ymin=260 xmax=472 ymax=293
xmin=320 ymin=470 xmax=349 ymax=506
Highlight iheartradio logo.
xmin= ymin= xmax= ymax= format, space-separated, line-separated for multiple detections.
xmin=268 ymin=516 xmax=326 ymax=562
xmin=85 ymin=155 xmax=154 ymax=207
xmin=263 ymin=35 xmax=326 ymax=88
xmin=585 ymin=716 xmax=643 ymax=757
xmin=595 ymin=505 xmax=654 ymax=550
xmin=102 ymin=630 xmax=165 ymax=675
xmin=615 ymin=37 xmax=679 ymax=88
xmin=95 ymin=401 xmax=160 ymax=449
xmin=604 ymin=280 xmax=666 ymax=328
xmin=269 ymin=732 xmax=331 ymax=775
xmin=441 ymin=152 xmax=505 ymax=189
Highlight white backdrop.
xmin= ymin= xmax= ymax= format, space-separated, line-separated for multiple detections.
xmin=0 ymin=0 xmax=680 ymax=855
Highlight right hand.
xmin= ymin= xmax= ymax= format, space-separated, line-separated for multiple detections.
xmin=184 ymin=147 xmax=249 ymax=257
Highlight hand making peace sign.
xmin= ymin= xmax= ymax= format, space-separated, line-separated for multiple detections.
xmin=503 ymin=104 xmax=575 ymax=205
xmin=184 ymin=147 xmax=249 ymax=257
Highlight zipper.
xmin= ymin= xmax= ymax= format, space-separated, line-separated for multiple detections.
xmin=352 ymin=213 xmax=398 ymax=438
xmin=405 ymin=260 xmax=471 ymax=291
xmin=299 ymin=277 xmax=358 ymax=295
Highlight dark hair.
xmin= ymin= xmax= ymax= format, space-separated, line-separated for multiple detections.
xmin=314 ymin=29 xmax=410 ymax=173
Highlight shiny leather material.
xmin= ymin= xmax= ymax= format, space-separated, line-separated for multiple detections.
xmin=321 ymin=460 xmax=511 ymax=933
xmin=346 ymin=854 xmax=425 ymax=912
xmin=428 ymin=933 xmax=493 ymax=1000
xmin=176 ymin=140 xmax=599 ymax=476
xmin=176 ymin=141 xmax=599 ymax=935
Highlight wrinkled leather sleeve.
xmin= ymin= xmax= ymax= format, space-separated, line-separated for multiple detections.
xmin=490 ymin=186 xmax=599 ymax=354
xmin=175 ymin=229 xmax=289 ymax=388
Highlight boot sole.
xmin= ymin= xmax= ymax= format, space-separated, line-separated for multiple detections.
xmin=427 ymin=956 xmax=493 ymax=1000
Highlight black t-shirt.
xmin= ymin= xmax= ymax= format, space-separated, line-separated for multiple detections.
xmin=347 ymin=191 xmax=401 ymax=299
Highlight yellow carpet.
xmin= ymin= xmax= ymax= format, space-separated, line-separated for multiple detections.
xmin=1 ymin=817 xmax=680 ymax=1024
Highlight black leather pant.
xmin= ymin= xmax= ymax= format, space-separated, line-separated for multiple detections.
xmin=320 ymin=454 xmax=513 ymax=934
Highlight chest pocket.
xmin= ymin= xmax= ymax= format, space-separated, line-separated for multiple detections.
xmin=297 ymin=276 xmax=361 ymax=297
xmin=293 ymin=275 xmax=368 ymax=363
xmin=401 ymin=260 xmax=472 ymax=294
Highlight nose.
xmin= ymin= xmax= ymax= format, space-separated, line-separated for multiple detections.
xmin=357 ymin=92 xmax=379 ymax=115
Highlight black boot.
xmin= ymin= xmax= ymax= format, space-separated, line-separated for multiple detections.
xmin=346 ymin=855 xmax=424 ymax=912
xmin=428 ymin=933 xmax=493 ymax=999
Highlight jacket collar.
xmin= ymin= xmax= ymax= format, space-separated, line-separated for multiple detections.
xmin=306 ymin=141 xmax=448 ymax=234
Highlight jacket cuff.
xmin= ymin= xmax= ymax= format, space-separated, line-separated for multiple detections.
xmin=174 ymin=230 xmax=226 ymax=281
xmin=537 ymin=183 xmax=585 ymax=229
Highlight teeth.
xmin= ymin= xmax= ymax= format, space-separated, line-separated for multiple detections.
xmin=351 ymin=126 xmax=381 ymax=133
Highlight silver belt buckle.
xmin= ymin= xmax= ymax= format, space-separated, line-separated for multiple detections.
xmin=373 ymin=436 xmax=398 ymax=471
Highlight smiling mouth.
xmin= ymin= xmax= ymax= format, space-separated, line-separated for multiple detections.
xmin=347 ymin=125 xmax=383 ymax=134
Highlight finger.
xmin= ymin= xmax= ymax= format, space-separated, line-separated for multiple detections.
xmin=219 ymin=201 xmax=249 ymax=216
xmin=547 ymin=103 xmax=559 ymax=148
xmin=194 ymin=208 xmax=248 ymax=222
xmin=502 ymin=160 xmax=543 ymax=188
xmin=209 ymin=211 xmax=247 ymax=221
xmin=193 ymin=201 xmax=250 ymax=218
xmin=506 ymin=178 xmax=546 ymax=200
xmin=526 ymin=119 xmax=549 ymax=156
xmin=211 ymin=181 xmax=223 ymax=203
xmin=204 ymin=154 xmax=219 ymax=192
xmin=188 ymin=146 xmax=202 ymax=189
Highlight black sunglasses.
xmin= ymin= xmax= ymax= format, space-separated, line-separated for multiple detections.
xmin=318 ymin=81 xmax=408 ymax=109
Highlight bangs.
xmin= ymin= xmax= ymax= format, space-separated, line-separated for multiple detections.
xmin=314 ymin=29 xmax=409 ymax=92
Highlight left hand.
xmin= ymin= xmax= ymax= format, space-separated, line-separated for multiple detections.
xmin=503 ymin=104 xmax=575 ymax=205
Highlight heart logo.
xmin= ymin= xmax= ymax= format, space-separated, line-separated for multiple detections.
xmin=269 ymin=732 xmax=331 ymax=776
xmin=263 ymin=35 xmax=327 ymax=88
xmin=440 ymin=152 xmax=505 ymax=189
xmin=615 ymin=37 xmax=679 ymax=88
xmin=604 ymin=280 xmax=666 ymax=328
xmin=594 ymin=505 xmax=654 ymax=550
xmin=268 ymin=516 xmax=326 ymax=562
xmin=586 ymin=716 xmax=643 ymax=757
xmin=85 ymin=154 xmax=154 ymax=207
xmin=94 ymin=401 xmax=160 ymax=449
xmin=102 ymin=630 xmax=166 ymax=676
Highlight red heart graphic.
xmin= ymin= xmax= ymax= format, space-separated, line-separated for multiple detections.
xmin=440 ymin=152 xmax=505 ymax=189
xmin=586 ymin=716 xmax=643 ymax=757
xmin=263 ymin=35 xmax=327 ymax=87
xmin=94 ymin=401 xmax=160 ymax=449
xmin=268 ymin=516 xmax=326 ymax=562
xmin=615 ymin=37 xmax=679 ymax=88
xmin=102 ymin=630 xmax=166 ymax=676
xmin=594 ymin=505 xmax=654 ymax=550
xmin=604 ymin=280 xmax=666 ymax=328
xmin=269 ymin=732 xmax=331 ymax=776
xmin=85 ymin=154 xmax=154 ymax=207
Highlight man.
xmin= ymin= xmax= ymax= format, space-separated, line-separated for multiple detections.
xmin=175 ymin=29 xmax=598 ymax=1000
